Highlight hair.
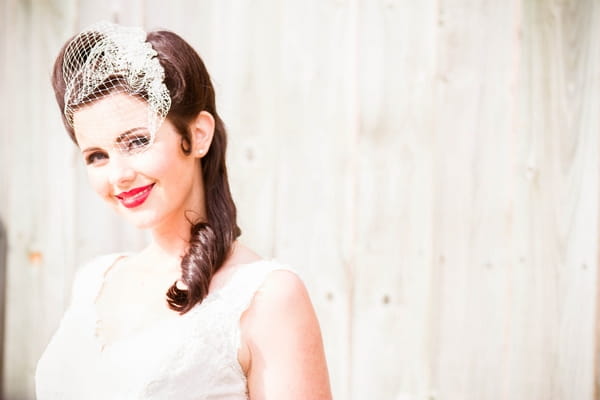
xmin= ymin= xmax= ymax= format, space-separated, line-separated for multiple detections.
xmin=52 ymin=27 xmax=241 ymax=314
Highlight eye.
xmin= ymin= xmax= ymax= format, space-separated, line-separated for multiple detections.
xmin=127 ymin=135 xmax=150 ymax=150
xmin=119 ymin=134 xmax=150 ymax=153
xmin=114 ymin=129 xmax=153 ymax=154
xmin=85 ymin=151 xmax=108 ymax=165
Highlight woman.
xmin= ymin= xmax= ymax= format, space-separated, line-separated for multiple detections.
xmin=35 ymin=21 xmax=331 ymax=399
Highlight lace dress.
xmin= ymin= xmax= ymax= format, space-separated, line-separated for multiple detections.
xmin=35 ymin=253 xmax=294 ymax=400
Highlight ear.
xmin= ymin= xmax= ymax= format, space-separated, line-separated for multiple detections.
xmin=190 ymin=111 xmax=215 ymax=158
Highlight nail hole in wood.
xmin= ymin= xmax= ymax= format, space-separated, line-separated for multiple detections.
xmin=246 ymin=148 xmax=254 ymax=161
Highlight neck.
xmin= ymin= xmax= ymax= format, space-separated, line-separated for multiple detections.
xmin=146 ymin=165 xmax=207 ymax=260
xmin=149 ymin=227 xmax=191 ymax=259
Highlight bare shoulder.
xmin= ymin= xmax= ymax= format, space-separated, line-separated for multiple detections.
xmin=254 ymin=269 xmax=308 ymax=304
xmin=243 ymin=268 xmax=317 ymax=338
xmin=240 ymin=267 xmax=332 ymax=400
xmin=240 ymin=269 xmax=312 ymax=336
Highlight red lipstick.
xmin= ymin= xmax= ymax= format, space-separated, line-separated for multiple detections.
xmin=116 ymin=183 xmax=154 ymax=208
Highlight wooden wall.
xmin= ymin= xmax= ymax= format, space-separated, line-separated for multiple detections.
xmin=0 ymin=0 xmax=598 ymax=399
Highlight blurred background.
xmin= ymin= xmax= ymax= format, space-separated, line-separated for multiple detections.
xmin=0 ymin=0 xmax=599 ymax=399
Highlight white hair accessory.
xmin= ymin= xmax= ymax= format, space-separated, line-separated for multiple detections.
xmin=62 ymin=21 xmax=171 ymax=154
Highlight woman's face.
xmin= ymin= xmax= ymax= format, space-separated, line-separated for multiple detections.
xmin=72 ymin=92 xmax=203 ymax=231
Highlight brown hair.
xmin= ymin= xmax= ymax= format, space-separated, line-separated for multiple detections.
xmin=52 ymin=28 xmax=241 ymax=314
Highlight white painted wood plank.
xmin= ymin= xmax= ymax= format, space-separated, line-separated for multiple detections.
xmin=77 ymin=0 xmax=144 ymax=28
xmin=510 ymin=1 xmax=599 ymax=399
xmin=352 ymin=1 xmax=437 ymax=399
xmin=144 ymin=0 xmax=216 ymax=49
xmin=0 ymin=1 xmax=10 ymax=397
xmin=2 ymin=1 xmax=80 ymax=398
xmin=272 ymin=1 xmax=357 ymax=398
xmin=428 ymin=1 xmax=520 ymax=399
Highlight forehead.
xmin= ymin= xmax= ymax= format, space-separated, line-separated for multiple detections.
xmin=72 ymin=92 xmax=150 ymax=146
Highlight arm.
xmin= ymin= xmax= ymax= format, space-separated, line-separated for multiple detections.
xmin=239 ymin=270 xmax=332 ymax=400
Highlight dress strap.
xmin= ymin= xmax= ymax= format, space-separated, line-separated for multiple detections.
xmin=222 ymin=260 xmax=297 ymax=306
xmin=70 ymin=253 xmax=127 ymax=307
xmin=214 ymin=259 xmax=300 ymax=350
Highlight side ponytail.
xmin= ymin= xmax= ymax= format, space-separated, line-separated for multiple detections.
xmin=165 ymin=116 xmax=241 ymax=314
xmin=146 ymin=32 xmax=242 ymax=314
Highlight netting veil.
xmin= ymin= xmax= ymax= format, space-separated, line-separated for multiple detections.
xmin=62 ymin=21 xmax=171 ymax=154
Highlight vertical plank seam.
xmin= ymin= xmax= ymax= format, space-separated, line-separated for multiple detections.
xmin=348 ymin=0 xmax=360 ymax=398
xmin=427 ymin=0 xmax=442 ymax=397
xmin=0 ymin=0 xmax=6 ymax=393
xmin=504 ymin=0 xmax=523 ymax=398
xmin=592 ymin=4 xmax=600 ymax=399
xmin=595 ymin=4 xmax=600 ymax=391
xmin=595 ymin=149 xmax=600 ymax=400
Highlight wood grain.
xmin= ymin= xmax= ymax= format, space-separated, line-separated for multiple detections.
xmin=516 ymin=1 xmax=599 ymax=399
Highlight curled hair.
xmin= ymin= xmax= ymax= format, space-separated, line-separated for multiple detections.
xmin=52 ymin=28 xmax=241 ymax=314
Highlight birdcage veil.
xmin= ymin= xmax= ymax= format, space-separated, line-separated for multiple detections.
xmin=62 ymin=21 xmax=171 ymax=154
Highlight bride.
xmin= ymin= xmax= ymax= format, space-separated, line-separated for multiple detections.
xmin=35 ymin=21 xmax=332 ymax=400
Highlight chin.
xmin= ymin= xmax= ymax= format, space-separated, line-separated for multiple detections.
xmin=130 ymin=219 xmax=156 ymax=230
xmin=133 ymin=215 xmax=165 ymax=230
xmin=116 ymin=208 xmax=161 ymax=230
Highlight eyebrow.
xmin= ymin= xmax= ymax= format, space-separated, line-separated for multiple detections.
xmin=81 ymin=127 xmax=149 ymax=153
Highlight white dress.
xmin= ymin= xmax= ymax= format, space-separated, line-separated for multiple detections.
xmin=35 ymin=253 xmax=295 ymax=400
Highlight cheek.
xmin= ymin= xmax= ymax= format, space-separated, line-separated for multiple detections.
xmin=132 ymin=156 xmax=168 ymax=183
xmin=140 ymin=148 xmax=194 ymax=181
xmin=86 ymin=169 xmax=112 ymax=199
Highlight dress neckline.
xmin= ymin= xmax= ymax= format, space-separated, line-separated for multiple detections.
xmin=88 ymin=252 xmax=268 ymax=352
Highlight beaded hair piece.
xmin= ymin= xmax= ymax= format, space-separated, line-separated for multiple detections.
xmin=62 ymin=21 xmax=171 ymax=154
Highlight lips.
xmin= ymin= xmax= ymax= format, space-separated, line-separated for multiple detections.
xmin=116 ymin=183 xmax=155 ymax=209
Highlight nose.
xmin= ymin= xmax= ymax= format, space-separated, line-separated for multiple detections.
xmin=108 ymin=154 xmax=136 ymax=187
